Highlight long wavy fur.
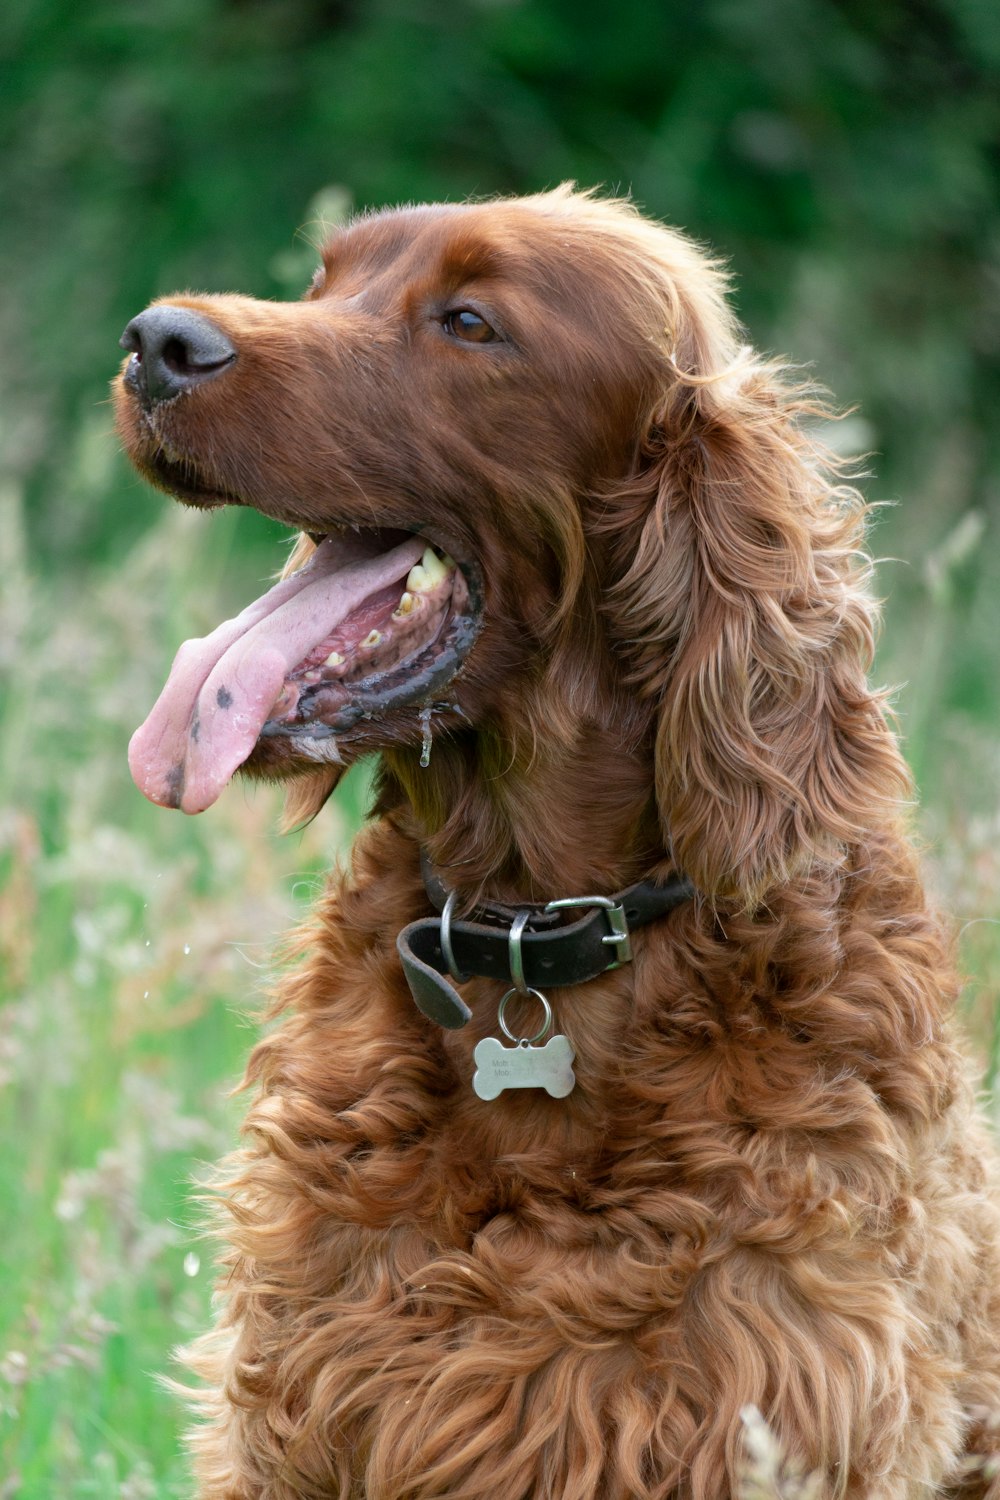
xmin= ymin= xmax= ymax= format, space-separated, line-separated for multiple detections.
xmin=117 ymin=189 xmax=1000 ymax=1498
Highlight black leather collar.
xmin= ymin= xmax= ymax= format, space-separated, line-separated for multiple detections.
xmin=397 ymin=858 xmax=695 ymax=1029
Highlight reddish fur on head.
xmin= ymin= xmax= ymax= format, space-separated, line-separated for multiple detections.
xmin=115 ymin=186 xmax=905 ymax=904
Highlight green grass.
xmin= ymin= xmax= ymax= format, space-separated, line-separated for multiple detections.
xmin=0 ymin=470 xmax=997 ymax=1496
xmin=0 ymin=485 xmax=371 ymax=1495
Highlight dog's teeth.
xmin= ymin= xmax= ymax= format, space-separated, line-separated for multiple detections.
xmin=406 ymin=548 xmax=450 ymax=594
xmin=362 ymin=630 xmax=382 ymax=648
xmin=323 ymin=650 xmax=344 ymax=667
xmin=394 ymin=591 xmax=417 ymax=617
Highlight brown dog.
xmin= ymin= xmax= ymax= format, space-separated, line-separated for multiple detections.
xmin=115 ymin=188 xmax=1000 ymax=1499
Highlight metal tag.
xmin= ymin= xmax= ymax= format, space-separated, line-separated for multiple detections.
xmin=472 ymin=1033 xmax=576 ymax=1100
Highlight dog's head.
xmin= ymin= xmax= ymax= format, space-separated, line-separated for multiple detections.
xmin=115 ymin=187 xmax=903 ymax=904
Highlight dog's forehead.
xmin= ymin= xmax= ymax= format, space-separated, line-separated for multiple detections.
xmin=322 ymin=200 xmax=615 ymax=296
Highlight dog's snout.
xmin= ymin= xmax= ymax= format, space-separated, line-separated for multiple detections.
xmin=119 ymin=305 xmax=236 ymax=408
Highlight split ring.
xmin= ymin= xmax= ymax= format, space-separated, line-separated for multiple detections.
xmin=497 ymin=986 xmax=552 ymax=1046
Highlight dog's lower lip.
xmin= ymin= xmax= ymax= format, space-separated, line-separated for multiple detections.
xmin=143 ymin=450 xmax=234 ymax=507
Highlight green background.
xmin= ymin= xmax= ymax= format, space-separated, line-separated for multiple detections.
xmin=1 ymin=1 xmax=998 ymax=1492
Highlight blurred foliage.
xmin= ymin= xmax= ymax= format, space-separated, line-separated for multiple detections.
xmin=2 ymin=0 xmax=999 ymax=556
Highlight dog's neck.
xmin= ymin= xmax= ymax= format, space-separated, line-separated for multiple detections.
xmin=380 ymin=718 xmax=666 ymax=908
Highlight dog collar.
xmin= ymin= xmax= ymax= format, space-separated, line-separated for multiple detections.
xmin=397 ymin=858 xmax=694 ymax=1029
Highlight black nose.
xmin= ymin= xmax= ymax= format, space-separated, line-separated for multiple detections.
xmin=119 ymin=305 xmax=236 ymax=409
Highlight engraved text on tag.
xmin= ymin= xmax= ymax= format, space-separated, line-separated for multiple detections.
xmin=473 ymin=1034 xmax=576 ymax=1100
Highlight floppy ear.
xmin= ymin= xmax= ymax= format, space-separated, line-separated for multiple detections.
xmin=607 ymin=362 xmax=908 ymax=907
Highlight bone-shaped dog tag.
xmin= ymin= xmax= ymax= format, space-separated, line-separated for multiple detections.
xmin=473 ymin=1034 xmax=576 ymax=1100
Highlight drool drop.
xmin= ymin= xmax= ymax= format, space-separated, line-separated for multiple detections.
xmin=419 ymin=705 xmax=433 ymax=768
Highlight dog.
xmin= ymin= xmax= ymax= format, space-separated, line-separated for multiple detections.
xmin=114 ymin=187 xmax=1000 ymax=1498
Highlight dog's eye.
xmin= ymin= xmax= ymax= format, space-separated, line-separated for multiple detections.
xmin=443 ymin=309 xmax=497 ymax=343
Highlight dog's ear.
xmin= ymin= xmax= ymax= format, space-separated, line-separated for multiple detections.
xmin=606 ymin=362 xmax=907 ymax=907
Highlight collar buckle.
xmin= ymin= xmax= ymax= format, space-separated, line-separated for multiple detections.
xmin=544 ymin=894 xmax=633 ymax=968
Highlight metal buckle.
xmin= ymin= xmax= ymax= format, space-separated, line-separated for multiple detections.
xmin=543 ymin=894 xmax=634 ymax=968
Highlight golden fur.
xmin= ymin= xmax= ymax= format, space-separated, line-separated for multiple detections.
xmin=115 ymin=189 xmax=1000 ymax=1497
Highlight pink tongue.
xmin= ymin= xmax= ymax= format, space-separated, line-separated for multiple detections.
xmin=129 ymin=533 xmax=425 ymax=814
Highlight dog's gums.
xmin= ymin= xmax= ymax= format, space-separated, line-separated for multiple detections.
xmin=270 ymin=546 xmax=460 ymax=705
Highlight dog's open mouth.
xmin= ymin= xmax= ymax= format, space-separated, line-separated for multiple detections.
xmin=128 ymin=526 xmax=481 ymax=814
